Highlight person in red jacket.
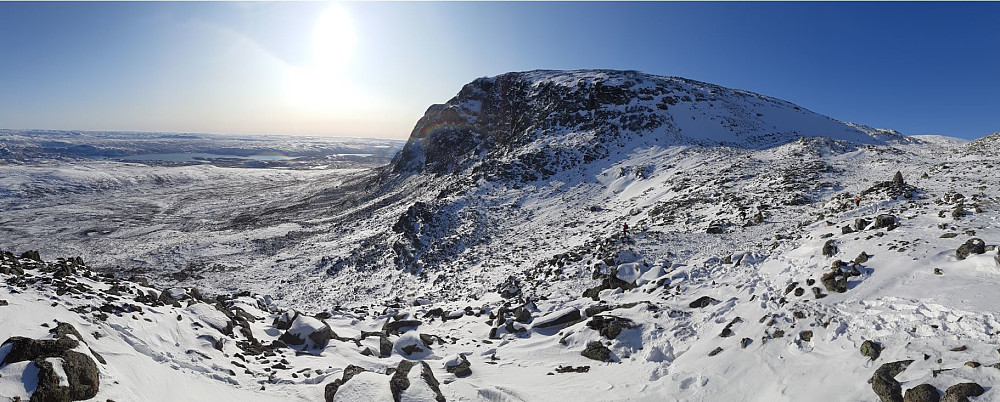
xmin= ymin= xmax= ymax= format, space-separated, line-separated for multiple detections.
xmin=622 ymin=222 xmax=629 ymax=239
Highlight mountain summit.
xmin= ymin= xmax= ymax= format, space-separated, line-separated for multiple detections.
xmin=389 ymin=69 xmax=910 ymax=181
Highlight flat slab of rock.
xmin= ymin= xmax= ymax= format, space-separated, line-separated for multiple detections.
xmin=532 ymin=308 xmax=581 ymax=329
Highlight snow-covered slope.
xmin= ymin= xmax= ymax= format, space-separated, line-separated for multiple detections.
xmin=3 ymin=69 xmax=1000 ymax=401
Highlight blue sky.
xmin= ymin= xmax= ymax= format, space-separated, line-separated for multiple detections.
xmin=0 ymin=2 xmax=997 ymax=139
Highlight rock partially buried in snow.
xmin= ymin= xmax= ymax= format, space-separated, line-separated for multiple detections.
xmin=587 ymin=315 xmax=636 ymax=339
xmin=444 ymin=353 xmax=472 ymax=377
xmin=614 ymin=263 xmax=642 ymax=283
xmin=822 ymin=239 xmax=838 ymax=257
xmin=394 ymin=332 xmax=431 ymax=359
xmin=581 ymin=341 xmax=612 ymax=362
xmin=689 ymin=296 xmax=718 ymax=308
xmin=325 ymin=365 xmax=368 ymax=402
xmin=383 ymin=319 xmax=422 ymax=335
xmin=272 ymin=310 xmax=299 ymax=330
xmin=955 ymin=238 xmax=985 ymax=260
xmin=532 ymin=307 xmax=581 ymax=329
xmin=390 ymin=360 xmax=446 ymax=402
xmin=278 ymin=315 xmax=336 ymax=350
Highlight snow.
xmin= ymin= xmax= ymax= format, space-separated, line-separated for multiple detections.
xmin=331 ymin=371 xmax=392 ymax=401
xmin=187 ymin=303 xmax=233 ymax=334
xmin=2 ymin=70 xmax=1000 ymax=401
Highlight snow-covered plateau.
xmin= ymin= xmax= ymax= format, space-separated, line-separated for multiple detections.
xmin=2 ymin=69 xmax=1000 ymax=401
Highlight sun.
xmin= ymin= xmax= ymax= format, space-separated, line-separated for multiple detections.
xmin=311 ymin=5 xmax=356 ymax=69
xmin=284 ymin=5 xmax=363 ymax=111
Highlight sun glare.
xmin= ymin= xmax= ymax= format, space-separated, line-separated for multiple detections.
xmin=284 ymin=5 xmax=364 ymax=111
xmin=312 ymin=6 xmax=356 ymax=68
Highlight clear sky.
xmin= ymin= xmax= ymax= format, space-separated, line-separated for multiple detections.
xmin=0 ymin=2 xmax=997 ymax=139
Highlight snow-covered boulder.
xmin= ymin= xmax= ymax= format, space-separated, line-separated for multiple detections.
xmin=394 ymin=332 xmax=431 ymax=359
xmin=186 ymin=303 xmax=233 ymax=336
xmin=614 ymin=263 xmax=642 ymax=283
xmin=390 ymin=360 xmax=445 ymax=402
xmin=444 ymin=353 xmax=472 ymax=377
xmin=272 ymin=310 xmax=298 ymax=330
xmin=278 ymin=315 xmax=335 ymax=350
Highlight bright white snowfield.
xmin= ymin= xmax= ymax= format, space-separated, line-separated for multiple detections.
xmin=2 ymin=70 xmax=999 ymax=401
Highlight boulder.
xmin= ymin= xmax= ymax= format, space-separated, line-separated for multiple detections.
xmin=689 ymin=296 xmax=718 ymax=308
xmin=497 ymin=276 xmax=521 ymax=299
xmin=854 ymin=218 xmax=870 ymax=231
xmin=903 ymin=384 xmax=940 ymax=402
xmin=821 ymin=271 xmax=848 ymax=293
xmin=581 ymin=341 xmax=612 ymax=362
xmin=394 ymin=332 xmax=430 ymax=358
xmin=389 ymin=360 xmax=445 ymax=402
xmin=379 ymin=336 xmax=393 ymax=358
xmin=942 ymin=383 xmax=984 ymax=402
xmin=1 ymin=336 xmax=79 ymax=365
xmin=586 ymin=315 xmax=636 ymax=339
xmin=58 ymin=350 xmax=101 ymax=400
xmin=444 ymin=354 xmax=472 ymax=377
xmin=20 ymin=250 xmax=41 ymax=261
xmin=272 ymin=310 xmax=299 ymax=330
xmin=871 ymin=360 xmax=914 ymax=402
xmin=532 ymin=308 xmax=581 ymax=329
xmin=383 ymin=319 xmax=422 ymax=335
xmin=874 ymin=214 xmax=897 ymax=230
xmin=324 ymin=365 xmax=368 ymax=402
xmin=2 ymin=325 xmax=100 ymax=402
xmin=822 ymin=240 xmax=838 ymax=257
xmin=955 ymin=238 xmax=986 ymax=260
xmin=855 ymin=252 xmax=870 ymax=265
xmin=278 ymin=315 xmax=336 ymax=350
xmin=861 ymin=340 xmax=882 ymax=360
xmin=512 ymin=306 xmax=532 ymax=324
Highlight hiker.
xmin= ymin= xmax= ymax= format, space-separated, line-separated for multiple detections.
xmin=854 ymin=196 xmax=861 ymax=207
xmin=622 ymin=222 xmax=629 ymax=239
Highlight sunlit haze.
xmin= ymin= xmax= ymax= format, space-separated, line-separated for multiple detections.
xmin=1 ymin=2 xmax=998 ymax=139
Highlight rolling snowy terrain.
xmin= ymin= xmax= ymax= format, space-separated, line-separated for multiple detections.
xmin=2 ymin=70 xmax=1000 ymax=401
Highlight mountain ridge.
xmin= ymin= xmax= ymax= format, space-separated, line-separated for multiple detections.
xmin=386 ymin=69 xmax=913 ymax=184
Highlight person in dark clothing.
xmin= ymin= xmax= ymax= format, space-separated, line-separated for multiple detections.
xmin=622 ymin=222 xmax=629 ymax=239
xmin=855 ymin=196 xmax=861 ymax=207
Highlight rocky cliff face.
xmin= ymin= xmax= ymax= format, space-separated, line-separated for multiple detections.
xmin=386 ymin=69 xmax=910 ymax=183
